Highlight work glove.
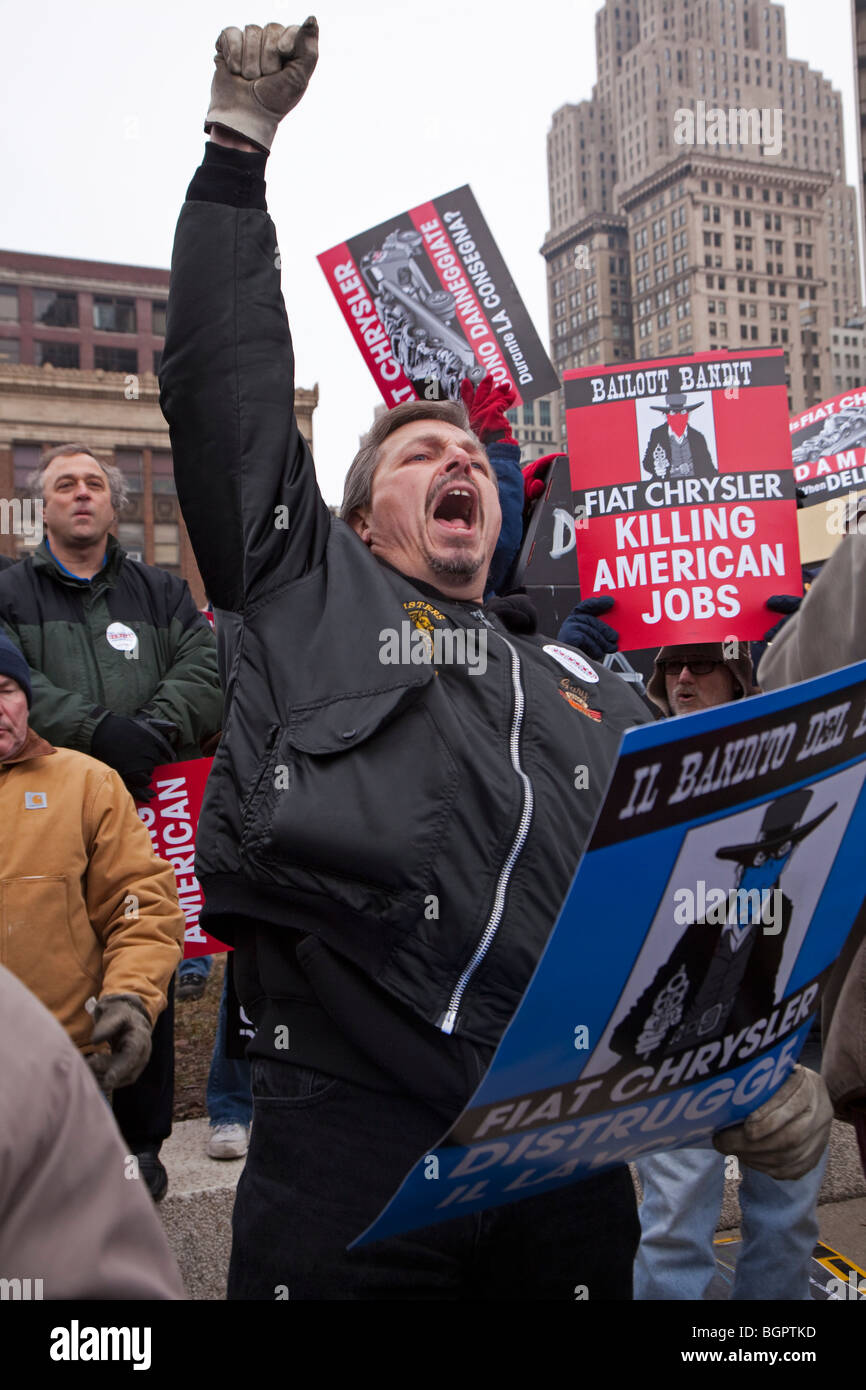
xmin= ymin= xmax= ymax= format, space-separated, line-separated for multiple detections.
xmin=522 ymin=453 xmax=560 ymax=506
xmin=90 ymin=713 xmax=176 ymax=802
xmin=205 ymin=17 xmax=319 ymax=151
xmin=712 ymin=1065 xmax=833 ymax=1181
xmin=86 ymin=994 xmax=153 ymax=1091
xmin=558 ymin=597 xmax=619 ymax=660
xmin=459 ymin=377 xmax=517 ymax=445
xmin=762 ymin=593 xmax=802 ymax=643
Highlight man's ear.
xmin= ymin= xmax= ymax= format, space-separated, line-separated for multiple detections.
xmin=347 ymin=508 xmax=373 ymax=546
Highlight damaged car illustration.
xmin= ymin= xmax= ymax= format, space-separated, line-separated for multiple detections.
xmin=360 ymin=229 xmax=485 ymax=399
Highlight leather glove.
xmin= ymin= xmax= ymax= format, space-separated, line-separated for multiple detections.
xmin=712 ymin=1065 xmax=833 ymax=1180
xmin=459 ymin=377 xmax=517 ymax=445
xmin=90 ymin=713 xmax=176 ymax=802
xmin=86 ymin=994 xmax=153 ymax=1091
xmin=522 ymin=453 xmax=560 ymax=505
xmin=558 ymin=597 xmax=619 ymax=659
xmin=762 ymin=593 xmax=802 ymax=643
xmin=205 ymin=18 xmax=319 ymax=151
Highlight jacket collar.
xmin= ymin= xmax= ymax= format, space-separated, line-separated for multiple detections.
xmin=1 ymin=725 xmax=56 ymax=766
xmin=379 ymin=559 xmax=487 ymax=613
xmin=33 ymin=532 xmax=125 ymax=587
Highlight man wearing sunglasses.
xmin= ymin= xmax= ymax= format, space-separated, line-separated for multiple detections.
xmin=629 ymin=639 xmax=829 ymax=1302
xmin=649 ymin=644 xmax=754 ymax=716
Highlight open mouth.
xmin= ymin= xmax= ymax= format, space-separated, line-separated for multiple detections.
xmin=431 ymin=486 xmax=478 ymax=534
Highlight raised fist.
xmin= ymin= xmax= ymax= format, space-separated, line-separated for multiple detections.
xmin=205 ymin=17 xmax=319 ymax=151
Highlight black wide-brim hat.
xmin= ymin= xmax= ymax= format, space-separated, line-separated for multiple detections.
xmin=650 ymin=392 xmax=703 ymax=412
xmin=716 ymin=788 xmax=836 ymax=866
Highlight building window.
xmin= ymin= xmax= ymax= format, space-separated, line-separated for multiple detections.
xmin=0 ymin=287 xmax=18 ymax=321
xmin=151 ymin=450 xmax=176 ymax=494
xmin=152 ymin=349 xmax=162 ymax=374
xmin=13 ymin=444 xmax=41 ymax=490
xmin=118 ymin=522 xmax=145 ymax=559
xmin=94 ymin=345 xmax=138 ymax=373
xmin=151 ymin=301 xmax=167 ymax=335
xmin=33 ymin=289 xmax=78 ymax=328
xmin=539 ymin=400 xmax=551 ymax=428
xmin=93 ymin=295 xmax=137 ymax=334
xmin=34 ymin=341 xmax=80 ymax=368
xmin=0 ymin=339 xmax=20 ymax=363
xmin=114 ymin=448 xmax=143 ymax=493
xmin=523 ymin=403 xmax=535 ymax=426
xmin=154 ymin=522 xmax=179 ymax=568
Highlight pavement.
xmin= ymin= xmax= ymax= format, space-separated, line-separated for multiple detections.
xmin=158 ymin=1116 xmax=866 ymax=1300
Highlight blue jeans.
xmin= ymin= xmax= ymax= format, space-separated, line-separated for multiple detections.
xmin=228 ymin=1059 xmax=640 ymax=1300
xmin=179 ymin=953 xmax=212 ymax=983
xmin=206 ymin=968 xmax=252 ymax=1128
xmin=634 ymin=1141 xmax=829 ymax=1300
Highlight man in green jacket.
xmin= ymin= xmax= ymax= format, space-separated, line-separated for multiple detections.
xmin=0 ymin=441 xmax=223 ymax=1201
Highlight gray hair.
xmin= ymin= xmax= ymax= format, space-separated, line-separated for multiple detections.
xmin=339 ymin=399 xmax=488 ymax=521
xmin=31 ymin=443 xmax=129 ymax=515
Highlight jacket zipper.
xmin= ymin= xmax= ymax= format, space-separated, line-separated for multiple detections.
xmin=439 ymin=621 xmax=534 ymax=1035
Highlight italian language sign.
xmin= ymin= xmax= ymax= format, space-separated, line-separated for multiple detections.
xmin=790 ymin=388 xmax=866 ymax=563
xmin=791 ymin=387 xmax=866 ymax=506
xmin=318 ymin=186 xmax=558 ymax=407
xmin=136 ymin=758 xmax=229 ymax=958
xmin=357 ymin=660 xmax=866 ymax=1245
xmin=563 ymin=351 xmax=802 ymax=647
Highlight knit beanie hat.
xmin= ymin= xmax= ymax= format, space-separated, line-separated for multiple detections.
xmin=0 ymin=632 xmax=32 ymax=707
xmin=647 ymin=640 xmax=753 ymax=716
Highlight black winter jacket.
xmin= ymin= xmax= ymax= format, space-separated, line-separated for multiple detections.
xmin=160 ymin=144 xmax=653 ymax=1051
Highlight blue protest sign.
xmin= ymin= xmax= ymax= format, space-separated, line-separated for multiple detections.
xmin=355 ymin=660 xmax=866 ymax=1246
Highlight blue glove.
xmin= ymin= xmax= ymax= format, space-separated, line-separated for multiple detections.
xmin=762 ymin=594 xmax=801 ymax=643
xmin=558 ymin=597 xmax=619 ymax=660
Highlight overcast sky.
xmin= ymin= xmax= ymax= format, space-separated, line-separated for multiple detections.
xmin=1 ymin=0 xmax=861 ymax=503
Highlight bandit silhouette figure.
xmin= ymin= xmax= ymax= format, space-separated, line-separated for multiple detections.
xmin=610 ymin=789 xmax=835 ymax=1067
xmin=641 ymin=392 xmax=716 ymax=480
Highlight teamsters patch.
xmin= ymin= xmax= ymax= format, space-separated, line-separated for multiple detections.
xmin=402 ymin=600 xmax=449 ymax=634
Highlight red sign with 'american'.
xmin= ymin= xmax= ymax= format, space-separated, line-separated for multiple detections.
xmin=136 ymin=758 xmax=229 ymax=958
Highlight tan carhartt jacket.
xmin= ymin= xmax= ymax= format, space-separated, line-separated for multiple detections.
xmin=0 ymin=728 xmax=183 ymax=1051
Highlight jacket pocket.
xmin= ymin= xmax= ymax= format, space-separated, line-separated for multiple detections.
xmin=240 ymin=684 xmax=459 ymax=910
xmin=0 ymin=876 xmax=100 ymax=1026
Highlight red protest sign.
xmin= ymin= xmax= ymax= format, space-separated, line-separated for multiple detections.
xmin=789 ymin=388 xmax=866 ymax=562
xmin=136 ymin=758 xmax=229 ymax=958
xmin=318 ymin=187 xmax=558 ymax=408
xmin=564 ymin=350 xmax=802 ymax=647
xmin=790 ymin=386 xmax=866 ymax=506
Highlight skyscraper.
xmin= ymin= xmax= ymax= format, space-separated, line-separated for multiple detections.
xmin=543 ymin=0 xmax=862 ymax=415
